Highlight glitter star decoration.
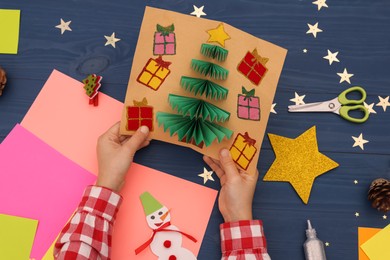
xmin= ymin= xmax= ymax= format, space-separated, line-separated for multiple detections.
xmin=323 ymin=50 xmax=340 ymax=65
xmin=206 ymin=23 xmax=231 ymax=47
xmin=325 ymin=242 xmax=330 ymax=247
xmin=364 ymin=102 xmax=377 ymax=114
xmin=352 ymin=133 xmax=369 ymax=150
xmin=104 ymin=32 xmax=120 ymax=48
xmin=383 ymin=215 xmax=387 ymax=220
xmin=55 ymin=18 xmax=72 ymax=35
xmin=355 ymin=212 xmax=360 ymax=217
xmin=337 ymin=68 xmax=354 ymax=84
xmin=306 ymin=22 xmax=323 ymax=38
xmin=198 ymin=167 xmax=215 ymax=184
xmin=354 ymin=180 xmax=359 ymax=184
xmin=376 ymin=96 xmax=390 ymax=112
xmin=290 ymin=92 xmax=306 ymax=105
xmin=313 ymin=0 xmax=329 ymax=11
xmin=263 ymin=126 xmax=339 ymax=204
xmin=190 ymin=5 xmax=206 ymax=18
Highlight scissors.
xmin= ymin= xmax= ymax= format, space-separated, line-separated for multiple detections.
xmin=288 ymin=86 xmax=369 ymax=123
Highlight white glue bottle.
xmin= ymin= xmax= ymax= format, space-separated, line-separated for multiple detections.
xmin=304 ymin=220 xmax=327 ymax=260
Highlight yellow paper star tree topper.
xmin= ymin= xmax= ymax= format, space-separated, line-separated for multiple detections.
xmin=206 ymin=23 xmax=231 ymax=47
xmin=263 ymin=126 xmax=339 ymax=204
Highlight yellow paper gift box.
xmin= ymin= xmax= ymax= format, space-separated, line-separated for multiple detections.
xmin=137 ymin=56 xmax=171 ymax=91
xmin=230 ymin=132 xmax=257 ymax=170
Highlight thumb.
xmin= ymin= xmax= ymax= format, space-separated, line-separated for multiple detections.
xmin=122 ymin=126 xmax=150 ymax=155
xmin=219 ymin=149 xmax=239 ymax=179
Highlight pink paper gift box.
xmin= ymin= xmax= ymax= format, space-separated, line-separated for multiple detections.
xmin=153 ymin=32 xmax=176 ymax=55
xmin=237 ymin=94 xmax=260 ymax=121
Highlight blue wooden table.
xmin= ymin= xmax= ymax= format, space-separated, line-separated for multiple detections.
xmin=1 ymin=0 xmax=389 ymax=259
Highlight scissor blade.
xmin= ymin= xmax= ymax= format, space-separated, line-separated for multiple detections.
xmin=288 ymin=98 xmax=340 ymax=112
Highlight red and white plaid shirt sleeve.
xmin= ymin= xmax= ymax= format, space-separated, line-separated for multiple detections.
xmin=54 ymin=185 xmax=122 ymax=260
xmin=220 ymin=220 xmax=271 ymax=260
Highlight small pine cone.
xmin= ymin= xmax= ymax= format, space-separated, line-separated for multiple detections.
xmin=0 ymin=67 xmax=6 ymax=96
xmin=368 ymin=178 xmax=390 ymax=213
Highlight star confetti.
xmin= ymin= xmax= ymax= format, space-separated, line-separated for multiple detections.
xmin=104 ymin=32 xmax=120 ymax=48
xmin=306 ymin=22 xmax=323 ymax=38
xmin=354 ymin=180 xmax=359 ymax=184
xmin=337 ymin=68 xmax=354 ymax=84
xmin=364 ymin=102 xmax=377 ymax=114
xmin=206 ymin=23 xmax=231 ymax=47
xmin=303 ymin=49 xmax=308 ymax=53
xmin=383 ymin=215 xmax=387 ymax=220
xmin=325 ymin=242 xmax=330 ymax=247
xmin=198 ymin=167 xmax=214 ymax=184
xmin=190 ymin=5 xmax=206 ymax=18
xmin=355 ymin=212 xmax=360 ymax=217
xmin=271 ymin=103 xmax=277 ymax=114
xmin=55 ymin=19 xmax=72 ymax=35
xmin=323 ymin=50 xmax=340 ymax=65
xmin=352 ymin=133 xmax=369 ymax=150
xmin=313 ymin=0 xmax=328 ymax=11
xmin=263 ymin=126 xmax=339 ymax=204
xmin=376 ymin=96 xmax=390 ymax=112
xmin=290 ymin=92 xmax=306 ymax=105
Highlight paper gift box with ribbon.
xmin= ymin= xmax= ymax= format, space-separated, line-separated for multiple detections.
xmin=153 ymin=24 xmax=176 ymax=55
xmin=137 ymin=56 xmax=171 ymax=91
xmin=237 ymin=49 xmax=268 ymax=86
xmin=230 ymin=132 xmax=257 ymax=170
xmin=237 ymin=87 xmax=260 ymax=121
xmin=126 ymin=98 xmax=154 ymax=131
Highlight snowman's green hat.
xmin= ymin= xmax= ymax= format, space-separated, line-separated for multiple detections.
xmin=139 ymin=192 xmax=163 ymax=216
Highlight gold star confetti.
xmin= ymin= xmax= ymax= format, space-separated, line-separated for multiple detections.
xmin=270 ymin=103 xmax=277 ymax=114
xmin=337 ymin=68 xmax=354 ymax=84
xmin=306 ymin=22 xmax=323 ymax=38
xmin=352 ymin=133 xmax=369 ymax=150
xmin=198 ymin=167 xmax=215 ymax=184
xmin=376 ymin=96 xmax=390 ymax=112
xmin=263 ymin=126 xmax=339 ymax=204
xmin=364 ymin=102 xmax=377 ymax=114
xmin=290 ymin=92 xmax=306 ymax=105
xmin=354 ymin=180 xmax=359 ymax=184
xmin=206 ymin=23 xmax=231 ymax=47
xmin=303 ymin=49 xmax=308 ymax=53
xmin=383 ymin=215 xmax=387 ymax=220
xmin=325 ymin=242 xmax=330 ymax=247
xmin=355 ymin=212 xmax=360 ymax=217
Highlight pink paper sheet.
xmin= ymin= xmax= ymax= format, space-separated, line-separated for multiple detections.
xmin=21 ymin=69 xmax=124 ymax=175
xmin=0 ymin=124 xmax=96 ymax=259
xmin=112 ymin=163 xmax=218 ymax=259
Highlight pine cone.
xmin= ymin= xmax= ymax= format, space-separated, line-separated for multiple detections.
xmin=0 ymin=67 xmax=6 ymax=96
xmin=368 ymin=178 xmax=390 ymax=213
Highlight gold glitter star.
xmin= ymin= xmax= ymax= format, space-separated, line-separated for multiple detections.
xmin=263 ymin=126 xmax=339 ymax=204
xmin=206 ymin=23 xmax=231 ymax=47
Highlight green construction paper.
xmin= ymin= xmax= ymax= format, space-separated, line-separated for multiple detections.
xmin=0 ymin=9 xmax=21 ymax=54
xmin=0 ymin=214 xmax=38 ymax=259
xmin=242 ymin=86 xmax=255 ymax=97
xmin=168 ymin=94 xmax=230 ymax=122
xmin=200 ymin=43 xmax=228 ymax=62
xmin=156 ymin=112 xmax=233 ymax=147
xmin=191 ymin=59 xmax=229 ymax=80
xmin=180 ymin=76 xmax=228 ymax=100
xmin=139 ymin=192 xmax=163 ymax=216
xmin=156 ymin=24 xmax=175 ymax=35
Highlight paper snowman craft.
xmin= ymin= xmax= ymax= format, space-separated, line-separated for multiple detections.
xmin=135 ymin=192 xmax=197 ymax=259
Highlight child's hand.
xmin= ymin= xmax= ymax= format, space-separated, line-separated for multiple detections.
xmin=96 ymin=122 xmax=150 ymax=192
xmin=203 ymin=149 xmax=259 ymax=222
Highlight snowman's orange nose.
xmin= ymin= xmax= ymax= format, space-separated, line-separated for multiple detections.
xmin=160 ymin=209 xmax=170 ymax=221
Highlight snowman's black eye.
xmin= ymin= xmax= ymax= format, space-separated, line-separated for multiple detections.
xmin=158 ymin=211 xmax=163 ymax=215
xmin=151 ymin=216 xmax=155 ymax=220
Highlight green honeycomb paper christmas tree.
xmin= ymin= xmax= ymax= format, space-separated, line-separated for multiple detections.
xmin=156 ymin=43 xmax=233 ymax=147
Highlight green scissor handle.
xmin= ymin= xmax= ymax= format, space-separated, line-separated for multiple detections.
xmin=338 ymin=86 xmax=369 ymax=123
xmin=339 ymin=105 xmax=369 ymax=123
xmin=338 ymin=86 xmax=366 ymax=104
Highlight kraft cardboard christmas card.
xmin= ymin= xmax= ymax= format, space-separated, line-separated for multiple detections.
xmin=120 ymin=6 xmax=287 ymax=174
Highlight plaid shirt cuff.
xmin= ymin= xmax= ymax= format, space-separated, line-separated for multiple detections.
xmin=79 ymin=185 xmax=122 ymax=222
xmin=220 ymin=220 xmax=267 ymax=254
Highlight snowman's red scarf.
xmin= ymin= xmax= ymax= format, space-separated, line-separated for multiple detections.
xmin=135 ymin=222 xmax=197 ymax=255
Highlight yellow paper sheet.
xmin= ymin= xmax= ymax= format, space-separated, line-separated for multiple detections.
xmin=361 ymin=224 xmax=390 ymax=260
xmin=0 ymin=214 xmax=38 ymax=259
xmin=120 ymin=7 xmax=287 ymax=175
xmin=0 ymin=9 xmax=21 ymax=54
xmin=358 ymin=227 xmax=381 ymax=260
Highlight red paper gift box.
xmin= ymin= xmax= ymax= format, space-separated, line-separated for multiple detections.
xmin=237 ymin=49 xmax=268 ymax=86
xmin=126 ymin=98 xmax=154 ymax=131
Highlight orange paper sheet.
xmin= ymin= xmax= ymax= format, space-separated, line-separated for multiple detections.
xmin=120 ymin=7 xmax=287 ymax=175
xmin=22 ymin=69 xmax=123 ymax=175
xmin=358 ymin=227 xmax=381 ymax=260
xmin=361 ymin=224 xmax=390 ymax=260
xmin=112 ymin=163 xmax=217 ymax=259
